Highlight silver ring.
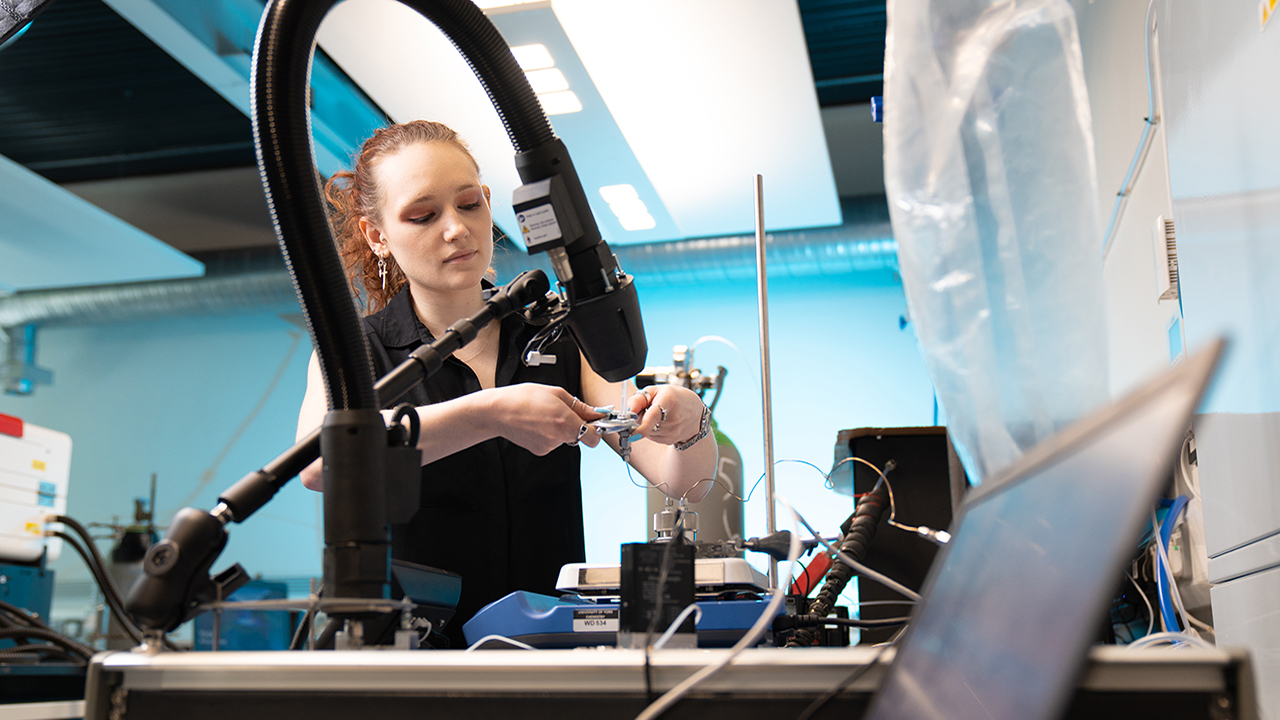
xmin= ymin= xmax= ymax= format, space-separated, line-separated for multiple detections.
xmin=653 ymin=405 xmax=667 ymax=432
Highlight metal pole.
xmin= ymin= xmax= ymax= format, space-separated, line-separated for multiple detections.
xmin=754 ymin=174 xmax=778 ymax=588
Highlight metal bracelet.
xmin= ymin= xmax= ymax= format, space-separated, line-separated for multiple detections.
xmin=674 ymin=405 xmax=711 ymax=451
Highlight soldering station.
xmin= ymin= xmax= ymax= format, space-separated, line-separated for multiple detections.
xmin=0 ymin=0 xmax=1273 ymax=719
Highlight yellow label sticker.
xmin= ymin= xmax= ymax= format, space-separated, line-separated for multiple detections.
xmin=32 ymin=460 xmax=46 ymax=471
xmin=26 ymin=523 xmax=39 ymax=535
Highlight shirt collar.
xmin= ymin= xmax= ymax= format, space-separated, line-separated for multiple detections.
xmin=369 ymin=279 xmax=503 ymax=349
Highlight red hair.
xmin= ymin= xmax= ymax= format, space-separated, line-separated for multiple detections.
xmin=324 ymin=120 xmax=481 ymax=313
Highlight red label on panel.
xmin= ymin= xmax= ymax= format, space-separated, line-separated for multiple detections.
xmin=0 ymin=413 xmax=23 ymax=438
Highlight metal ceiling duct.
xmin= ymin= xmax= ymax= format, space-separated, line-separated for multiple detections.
xmin=495 ymin=195 xmax=898 ymax=286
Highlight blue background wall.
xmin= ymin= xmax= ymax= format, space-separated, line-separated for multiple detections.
xmin=0 ymin=269 xmax=935 ymax=612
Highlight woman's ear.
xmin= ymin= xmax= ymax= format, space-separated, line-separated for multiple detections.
xmin=482 ymin=184 xmax=491 ymax=207
xmin=358 ymin=217 xmax=385 ymax=257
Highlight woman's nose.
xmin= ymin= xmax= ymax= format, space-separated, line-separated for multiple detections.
xmin=440 ymin=209 xmax=468 ymax=242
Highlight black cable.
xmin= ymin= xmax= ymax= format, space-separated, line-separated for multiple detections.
xmin=289 ymin=610 xmax=314 ymax=651
xmin=0 ymin=646 xmax=82 ymax=664
xmin=51 ymin=530 xmax=145 ymax=646
xmin=52 ymin=521 xmax=183 ymax=652
xmin=793 ymin=643 xmax=892 ymax=720
xmin=0 ymin=599 xmax=55 ymax=632
xmin=288 ymin=587 xmax=323 ymax=651
xmin=787 ymin=481 xmax=892 ymax=648
xmin=0 ymin=627 xmax=95 ymax=660
xmin=53 ymin=516 xmax=130 ymax=618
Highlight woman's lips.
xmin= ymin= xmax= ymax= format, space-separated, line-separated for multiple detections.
xmin=444 ymin=250 xmax=477 ymax=264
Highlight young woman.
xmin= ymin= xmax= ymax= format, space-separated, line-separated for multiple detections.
xmin=296 ymin=120 xmax=716 ymax=645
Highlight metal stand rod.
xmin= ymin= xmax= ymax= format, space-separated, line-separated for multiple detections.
xmin=754 ymin=174 xmax=778 ymax=588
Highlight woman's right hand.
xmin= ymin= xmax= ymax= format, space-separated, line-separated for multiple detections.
xmin=298 ymin=382 xmax=603 ymax=492
xmin=480 ymin=383 xmax=604 ymax=455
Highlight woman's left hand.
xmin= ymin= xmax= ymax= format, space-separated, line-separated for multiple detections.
xmin=627 ymin=384 xmax=707 ymax=447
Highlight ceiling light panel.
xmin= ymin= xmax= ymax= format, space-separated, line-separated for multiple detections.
xmin=525 ymin=68 xmax=570 ymax=94
xmin=315 ymin=0 xmax=838 ymax=245
xmin=551 ymin=0 xmax=841 ymax=237
xmin=511 ymin=43 xmax=555 ymax=71
xmin=317 ymin=0 xmax=678 ymax=244
xmin=488 ymin=6 xmax=678 ymax=243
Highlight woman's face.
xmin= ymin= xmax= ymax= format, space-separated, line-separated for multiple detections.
xmin=363 ymin=141 xmax=493 ymax=296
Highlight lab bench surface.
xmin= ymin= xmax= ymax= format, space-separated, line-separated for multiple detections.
xmin=84 ymin=644 xmax=1257 ymax=720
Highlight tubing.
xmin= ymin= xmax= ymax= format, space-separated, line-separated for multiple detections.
xmin=251 ymin=0 xmax=558 ymax=412
xmin=787 ymin=481 xmax=891 ymax=648
xmin=253 ymin=0 xmax=374 ymax=410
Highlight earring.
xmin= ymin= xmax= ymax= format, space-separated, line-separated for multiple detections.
xmin=377 ymin=253 xmax=388 ymax=290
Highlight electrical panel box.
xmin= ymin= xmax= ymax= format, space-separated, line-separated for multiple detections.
xmin=0 ymin=413 xmax=69 ymax=563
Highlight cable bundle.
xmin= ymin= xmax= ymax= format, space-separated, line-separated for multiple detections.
xmin=48 ymin=515 xmax=181 ymax=652
xmin=786 ymin=480 xmax=891 ymax=648
xmin=0 ymin=599 xmax=95 ymax=664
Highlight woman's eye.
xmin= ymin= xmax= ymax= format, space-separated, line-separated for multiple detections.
xmin=459 ymin=202 xmax=482 ymax=211
xmin=410 ymin=213 xmax=435 ymax=224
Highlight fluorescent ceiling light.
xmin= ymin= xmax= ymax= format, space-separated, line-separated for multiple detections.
xmin=599 ymin=184 xmax=639 ymax=205
xmin=525 ymin=68 xmax=569 ymax=94
xmin=510 ymin=43 xmax=554 ymax=70
xmin=607 ymin=197 xmax=649 ymax=219
xmin=315 ymin=0 xmax=838 ymax=245
xmin=537 ymin=90 xmax=582 ymax=115
xmin=600 ymin=184 xmax=655 ymax=232
xmin=618 ymin=213 xmax=656 ymax=231
xmin=552 ymin=0 xmax=840 ymax=237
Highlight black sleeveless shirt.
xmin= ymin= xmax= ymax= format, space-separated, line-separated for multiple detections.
xmin=363 ymin=286 xmax=586 ymax=646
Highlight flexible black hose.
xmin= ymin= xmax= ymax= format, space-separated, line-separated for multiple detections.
xmin=0 ymin=627 xmax=96 ymax=660
xmin=54 ymin=516 xmax=129 ymax=620
xmin=51 ymin=531 xmax=144 ymax=645
xmin=288 ymin=608 xmax=314 ymax=651
xmin=0 ymin=599 xmax=54 ymax=631
xmin=252 ymin=0 xmax=376 ymax=412
xmin=251 ymin=0 xmax=555 ymax=413
xmin=0 ymin=646 xmax=82 ymax=664
xmin=52 ymin=526 xmax=183 ymax=651
xmin=787 ymin=481 xmax=891 ymax=648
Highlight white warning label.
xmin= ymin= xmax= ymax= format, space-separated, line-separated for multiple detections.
xmin=517 ymin=204 xmax=563 ymax=249
xmin=572 ymin=607 xmax=619 ymax=633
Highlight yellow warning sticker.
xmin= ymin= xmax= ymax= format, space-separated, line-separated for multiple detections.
xmin=32 ymin=460 xmax=46 ymax=471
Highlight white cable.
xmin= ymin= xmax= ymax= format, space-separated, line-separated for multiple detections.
xmin=690 ymin=335 xmax=762 ymax=395
xmin=1186 ymin=612 xmax=1215 ymax=635
xmin=633 ymin=496 xmax=803 ymax=720
xmin=462 ymin=634 xmax=539 ymax=653
xmin=794 ymin=511 xmax=923 ymax=602
xmin=1126 ymin=630 xmax=1215 ymax=651
xmin=1126 ymin=572 xmax=1155 ymax=640
xmin=652 ymin=604 xmax=704 ymax=650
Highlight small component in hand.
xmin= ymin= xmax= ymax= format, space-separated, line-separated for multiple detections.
xmin=593 ymin=410 xmax=639 ymax=461
xmin=592 ymin=410 xmax=638 ymax=435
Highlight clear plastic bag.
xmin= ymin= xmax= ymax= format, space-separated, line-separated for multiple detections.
xmin=883 ymin=0 xmax=1109 ymax=482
